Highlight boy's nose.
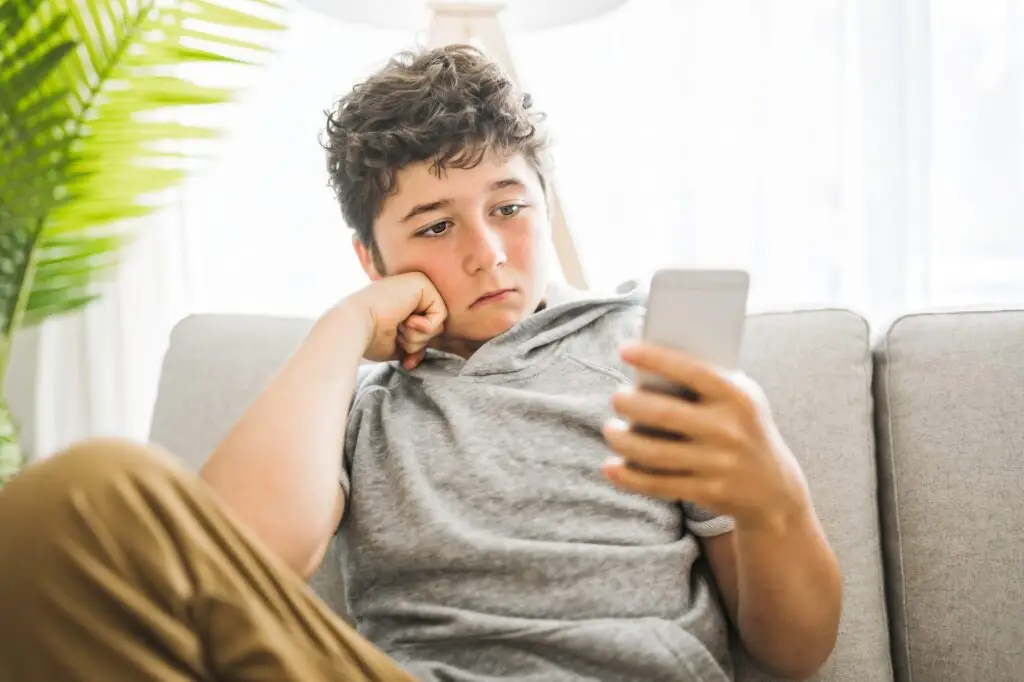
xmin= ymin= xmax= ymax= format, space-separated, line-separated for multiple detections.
xmin=464 ymin=222 xmax=507 ymax=273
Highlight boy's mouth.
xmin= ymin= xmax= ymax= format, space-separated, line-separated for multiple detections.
xmin=470 ymin=288 xmax=517 ymax=308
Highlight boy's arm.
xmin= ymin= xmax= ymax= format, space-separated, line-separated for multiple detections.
xmin=602 ymin=341 xmax=841 ymax=679
xmin=702 ymin=513 xmax=841 ymax=680
xmin=199 ymin=302 xmax=371 ymax=579
xmin=198 ymin=273 xmax=446 ymax=580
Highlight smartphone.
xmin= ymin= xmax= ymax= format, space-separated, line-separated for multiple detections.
xmin=637 ymin=268 xmax=750 ymax=402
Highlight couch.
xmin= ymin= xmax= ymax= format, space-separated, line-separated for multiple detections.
xmin=150 ymin=307 xmax=1024 ymax=681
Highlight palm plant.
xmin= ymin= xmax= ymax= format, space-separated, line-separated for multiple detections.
xmin=0 ymin=0 xmax=286 ymax=483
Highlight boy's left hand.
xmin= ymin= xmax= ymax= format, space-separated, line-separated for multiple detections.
xmin=601 ymin=341 xmax=812 ymax=531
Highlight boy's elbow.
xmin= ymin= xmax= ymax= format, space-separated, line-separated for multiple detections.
xmin=299 ymin=492 xmax=346 ymax=579
xmin=298 ymin=539 xmax=331 ymax=580
xmin=770 ymin=660 xmax=829 ymax=682
xmin=755 ymin=640 xmax=836 ymax=681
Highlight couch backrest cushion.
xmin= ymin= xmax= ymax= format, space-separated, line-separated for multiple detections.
xmin=148 ymin=314 xmax=353 ymax=606
xmin=730 ymin=310 xmax=891 ymax=682
xmin=874 ymin=310 xmax=1024 ymax=682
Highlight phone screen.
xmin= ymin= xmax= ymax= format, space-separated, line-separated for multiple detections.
xmin=637 ymin=268 xmax=749 ymax=400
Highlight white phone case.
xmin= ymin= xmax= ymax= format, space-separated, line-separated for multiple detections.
xmin=638 ymin=268 xmax=750 ymax=399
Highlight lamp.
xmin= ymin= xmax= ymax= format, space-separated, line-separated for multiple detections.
xmin=295 ymin=0 xmax=630 ymax=289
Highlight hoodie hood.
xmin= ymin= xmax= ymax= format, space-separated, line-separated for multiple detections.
xmin=406 ymin=278 xmax=648 ymax=379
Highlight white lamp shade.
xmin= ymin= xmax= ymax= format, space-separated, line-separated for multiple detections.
xmin=295 ymin=0 xmax=628 ymax=32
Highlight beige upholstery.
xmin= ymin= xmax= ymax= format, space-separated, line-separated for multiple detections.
xmin=729 ymin=310 xmax=890 ymax=681
xmin=875 ymin=311 xmax=1024 ymax=682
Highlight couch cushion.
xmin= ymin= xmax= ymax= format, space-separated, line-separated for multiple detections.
xmin=150 ymin=309 xmax=892 ymax=680
xmin=148 ymin=313 xmax=351 ymax=611
xmin=874 ymin=310 xmax=1024 ymax=682
xmin=151 ymin=313 xmax=314 ymax=473
xmin=730 ymin=310 xmax=892 ymax=682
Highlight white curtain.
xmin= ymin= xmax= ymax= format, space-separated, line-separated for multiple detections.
xmin=32 ymin=196 xmax=190 ymax=455
xmin=29 ymin=0 xmax=1024 ymax=452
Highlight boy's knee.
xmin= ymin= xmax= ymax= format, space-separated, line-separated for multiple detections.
xmin=0 ymin=437 xmax=183 ymax=514
xmin=0 ymin=438 xmax=192 ymax=621
xmin=55 ymin=437 xmax=180 ymax=474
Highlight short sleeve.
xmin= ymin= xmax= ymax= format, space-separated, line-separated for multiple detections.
xmin=340 ymin=364 xmax=379 ymax=501
xmin=340 ymin=415 xmax=356 ymax=499
xmin=333 ymin=419 xmax=356 ymax=535
xmin=682 ymin=501 xmax=735 ymax=537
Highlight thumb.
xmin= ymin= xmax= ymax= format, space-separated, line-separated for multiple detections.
xmin=416 ymin=287 xmax=448 ymax=333
xmin=403 ymin=349 xmax=426 ymax=370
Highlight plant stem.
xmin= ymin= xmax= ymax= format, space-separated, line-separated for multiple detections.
xmin=0 ymin=397 xmax=23 ymax=484
xmin=0 ymin=218 xmax=41 ymax=391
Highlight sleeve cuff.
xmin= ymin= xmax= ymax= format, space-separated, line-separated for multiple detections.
xmin=686 ymin=514 xmax=735 ymax=537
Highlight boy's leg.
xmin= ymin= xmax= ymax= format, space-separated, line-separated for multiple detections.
xmin=0 ymin=438 xmax=415 ymax=682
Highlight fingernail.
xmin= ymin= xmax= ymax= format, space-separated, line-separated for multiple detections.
xmin=610 ymin=417 xmax=629 ymax=430
xmin=602 ymin=419 xmax=628 ymax=437
xmin=601 ymin=455 xmax=623 ymax=472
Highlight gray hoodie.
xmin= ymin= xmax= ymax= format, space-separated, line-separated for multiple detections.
xmin=338 ymin=282 xmax=735 ymax=682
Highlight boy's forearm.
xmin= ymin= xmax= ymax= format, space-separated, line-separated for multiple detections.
xmin=734 ymin=506 xmax=842 ymax=680
xmin=199 ymin=301 xmax=371 ymax=577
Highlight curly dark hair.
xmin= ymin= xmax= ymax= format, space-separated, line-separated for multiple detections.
xmin=320 ymin=44 xmax=551 ymax=253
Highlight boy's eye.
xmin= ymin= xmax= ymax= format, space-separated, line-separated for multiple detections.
xmin=419 ymin=221 xmax=451 ymax=237
xmin=497 ymin=204 xmax=523 ymax=217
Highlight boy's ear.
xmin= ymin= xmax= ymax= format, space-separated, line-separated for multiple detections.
xmin=353 ymin=235 xmax=383 ymax=281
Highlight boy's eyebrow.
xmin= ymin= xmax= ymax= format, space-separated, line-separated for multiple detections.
xmin=399 ymin=178 xmax=527 ymax=223
xmin=490 ymin=177 xmax=526 ymax=192
xmin=401 ymin=199 xmax=450 ymax=223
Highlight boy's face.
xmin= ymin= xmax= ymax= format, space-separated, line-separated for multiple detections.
xmin=355 ymin=151 xmax=551 ymax=345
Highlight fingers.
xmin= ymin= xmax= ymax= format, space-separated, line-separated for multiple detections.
xmin=398 ymin=314 xmax=442 ymax=369
xmin=416 ymin=280 xmax=448 ymax=329
xmin=602 ymin=419 xmax=723 ymax=474
xmin=619 ymin=342 xmax=736 ymax=403
xmin=401 ymin=349 xmax=425 ymax=370
xmin=611 ymin=388 xmax=718 ymax=441
xmin=401 ymin=317 xmax=437 ymax=351
xmin=601 ymin=455 xmax=715 ymax=503
xmin=404 ymin=314 xmax=437 ymax=336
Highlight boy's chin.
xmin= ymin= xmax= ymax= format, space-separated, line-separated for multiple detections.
xmin=456 ymin=309 xmax=529 ymax=341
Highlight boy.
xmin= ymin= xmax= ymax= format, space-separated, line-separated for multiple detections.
xmin=0 ymin=46 xmax=841 ymax=681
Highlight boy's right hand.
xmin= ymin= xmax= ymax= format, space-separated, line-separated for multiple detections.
xmin=345 ymin=272 xmax=448 ymax=370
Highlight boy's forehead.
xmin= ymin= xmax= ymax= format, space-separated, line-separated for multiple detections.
xmin=385 ymin=153 xmax=536 ymax=209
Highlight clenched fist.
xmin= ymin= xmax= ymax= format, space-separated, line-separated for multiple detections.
xmin=345 ymin=272 xmax=448 ymax=369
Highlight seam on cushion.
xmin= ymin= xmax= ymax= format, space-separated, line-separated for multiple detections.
xmin=858 ymin=315 xmax=897 ymax=682
xmin=868 ymin=321 xmax=898 ymax=682
xmin=882 ymin=318 xmax=911 ymax=682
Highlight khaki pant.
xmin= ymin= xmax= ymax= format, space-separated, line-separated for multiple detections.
xmin=0 ymin=438 xmax=415 ymax=682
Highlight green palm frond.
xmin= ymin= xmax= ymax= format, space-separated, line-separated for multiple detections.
xmin=0 ymin=0 xmax=285 ymax=480
xmin=34 ymin=0 xmax=286 ymax=321
xmin=0 ymin=0 xmax=286 ymax=375
xmin=0 ymin=0 xmax=76 ymax=342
